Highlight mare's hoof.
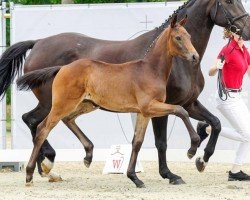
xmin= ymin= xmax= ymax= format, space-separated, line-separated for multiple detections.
xmin=195 ymin=157 xmax=207 ymax=172
xmin=41 ymin=158 xmax=53 ymax=174
xmin=136 ymin=183 xmax=146 ymax=188
xmin=48 ymin=172 xmax=63 ymax=182
xmin=84 ymin=159 xmax=91 ymax=168
xmin=133 ymin=179 xmax=145 ymax=188
xmin=25 ymin=181 xmax=34 ymax=187
xmin=169 ymin=178 xmax=186 ymax=185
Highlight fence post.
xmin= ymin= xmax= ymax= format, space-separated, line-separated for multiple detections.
xmin=0 ymin=1 xmax=7 ymax=149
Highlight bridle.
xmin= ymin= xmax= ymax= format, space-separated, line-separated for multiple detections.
xmin=212 ymin=0 xmax=249 ymax=36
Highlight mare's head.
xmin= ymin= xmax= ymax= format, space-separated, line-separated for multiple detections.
xmin=167 ymin=15 xmax=199 ymax=63
xmin=207 ymin=0 xmax=250 ymax=40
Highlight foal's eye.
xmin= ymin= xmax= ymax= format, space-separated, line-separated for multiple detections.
xmin=176 ymin=36 xmax=182 ymax=41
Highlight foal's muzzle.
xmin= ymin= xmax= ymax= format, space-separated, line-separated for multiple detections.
xmin=188 ymin=52 xmax=199 ymax=64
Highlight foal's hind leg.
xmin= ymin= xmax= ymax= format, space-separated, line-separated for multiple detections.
xmin=186 ymin=100 xmax=221 ymax=172
xmin=26 ymin=97 xmax=84 ymax=185
xmin=127 ymin=113 xmax=150 ymax=188
xmin=143 ymin=101 xmax=200 ymax=159
xmin=62 ymin=101 xmax=99 ymax=168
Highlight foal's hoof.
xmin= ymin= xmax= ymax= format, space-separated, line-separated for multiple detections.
xmin=84 ymin=158 xmax=91 ymax=168
xmin=195 ymin=157 xmax=207 ymax=172
xmin=25 ymin=181 xmax=34 ymax=187
xmin=187 ymin=151 xmax=195 ymax=159
xmin=48 ymin=172 xmax=63 ymax=182
xmin=169 ymin=178 xmax=186 ymax=185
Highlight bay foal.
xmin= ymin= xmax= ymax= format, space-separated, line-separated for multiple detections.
xmin=17 ymin=15 xmax=199 ymax=188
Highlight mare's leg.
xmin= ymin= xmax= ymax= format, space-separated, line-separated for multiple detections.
xmin=127 ymin=113 xmax=150 ymax=188
xmin=22 ymin=103 xmax=58 ymax=179
xmin=62 ymin=101 xmax=99 ymax=168
xmin=152 ymin=116 xmax=185 ymax=185
xmin=185 ymin=100 xmax=221 ymax=172
xmin=143 ymin=101 xmax=200 ymax=159
xmin=26 ymin=95 xmax=84 ymax=185
xmin=22 ymin=84 xmax=56 ymax=174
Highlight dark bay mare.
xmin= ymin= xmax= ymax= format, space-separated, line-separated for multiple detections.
xmin=0 ymin=0 xmax=250 ymax=184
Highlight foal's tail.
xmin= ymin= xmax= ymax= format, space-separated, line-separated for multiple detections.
xmin=0 ymin=40 xmax=38 ymax=98
xmin=17 ymin=66 xmax=62 ymax=91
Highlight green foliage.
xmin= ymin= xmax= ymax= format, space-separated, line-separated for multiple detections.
xmin=12 ymin=0 xmax=171 ymax=5
xmin=6 ymin=88 xmax=11 ymax=105
xmin=74 ymin=0 xmax=166 ymax=3
xmin=13 ymin=0 xmax=61 ymax=4
xmin=5 ymin=19 xmax=11 ymax=105
xmin=6 ymin=19 xmax=10 ymax=47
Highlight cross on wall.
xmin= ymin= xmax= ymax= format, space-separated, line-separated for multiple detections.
xmin=140 ymin=15 xmax=153 ymax=29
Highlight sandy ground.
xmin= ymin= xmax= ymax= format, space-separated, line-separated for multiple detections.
xmin=1 ymin=161 xmax=250 ymax=200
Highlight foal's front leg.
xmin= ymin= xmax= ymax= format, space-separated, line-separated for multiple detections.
xmin=127 ymin=113 xmax=150 ymax=188
xmin=145 ymin=101 xmax=200 ymax=159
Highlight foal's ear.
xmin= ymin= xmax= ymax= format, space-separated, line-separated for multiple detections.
xmin=179 ymin=15 xmax=188 ymax=26
xmin=171 ymin=14 xmax=178 ymax=28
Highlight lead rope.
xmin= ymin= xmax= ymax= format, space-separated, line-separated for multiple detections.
xmin=217 ymin=37 xmax=238 ymax=101
xmin=116 ymin=113 xmax=131 ymax=144
xmin=217 ymin=55 xmax=228 ymax=101
xmin=117 ymin=112 xmax=176 ymax=144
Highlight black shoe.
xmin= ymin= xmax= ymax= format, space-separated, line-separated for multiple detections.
xmin=228 ymin=171 xmax=250 ymax=181
xmin=197 ymin=121 xmax=209 ymax=147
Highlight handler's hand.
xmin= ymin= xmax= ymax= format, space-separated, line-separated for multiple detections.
xmin=216 ymin=59 xmax=225 ymax=70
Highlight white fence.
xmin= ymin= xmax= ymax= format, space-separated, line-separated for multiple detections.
xmin=10 ymin=2 xmax=182 ymax=150
xmin=0 ymin=2 xmax=6 ymax=150
xmin=0 ymin=1 xmax=250 ymax=162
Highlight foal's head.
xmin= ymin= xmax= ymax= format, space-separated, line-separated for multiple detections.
xmin=167 ymin=15 xmax=199 ymax=63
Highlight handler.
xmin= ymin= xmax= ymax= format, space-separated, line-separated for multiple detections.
xmin=197 ymin=28 xmax=250 ymax=181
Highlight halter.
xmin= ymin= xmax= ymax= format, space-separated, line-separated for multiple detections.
xmin=212 ymin=0 xmax=249 ymax=35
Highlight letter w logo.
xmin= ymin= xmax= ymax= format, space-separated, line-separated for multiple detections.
xmin=113 ymin=159 xmax=123 ymax=170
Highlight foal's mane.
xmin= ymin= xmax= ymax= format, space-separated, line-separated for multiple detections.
xmin=144 ymin=0 xmax=196 ymax=56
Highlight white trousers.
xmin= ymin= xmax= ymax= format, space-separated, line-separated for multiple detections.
xmin=216 ymin=92 xmax=250 ymax=165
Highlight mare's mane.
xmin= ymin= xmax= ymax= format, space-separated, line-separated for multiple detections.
xmin=157 ymin=0 xmax=196 ymax=31
xmin=145 ymin=0 xmax=196 ymax=56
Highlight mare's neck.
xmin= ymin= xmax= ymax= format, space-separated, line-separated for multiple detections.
xmin=184 ymin=0 xmax=214 ymax=58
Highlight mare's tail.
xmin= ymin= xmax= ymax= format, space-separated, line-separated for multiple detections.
xmin=0 ymin=40 xmax=37 ymax=98
xmin=17 ymin=66 xmax=62 ymax=91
